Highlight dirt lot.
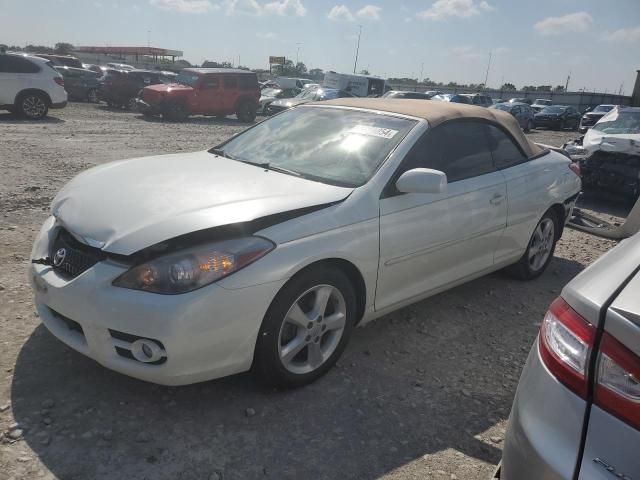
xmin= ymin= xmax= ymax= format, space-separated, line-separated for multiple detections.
xmin=0 ymin=103 xmax=630 ymax=480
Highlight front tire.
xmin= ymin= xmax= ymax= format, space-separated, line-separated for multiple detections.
xmin=17 ymin=92 xmax=48 ymax=120
xmin=254 ymin=266 xmax=356 ymax=388
xmin=86 ymin=89 xmax=99 ymax=104
xmin=162 ymin=102 xmax=188 ymax=122
xmin=507 ymin=209 xmax=559 ymax=280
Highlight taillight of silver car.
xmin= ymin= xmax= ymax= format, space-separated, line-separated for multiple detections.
xmin=539 ymin=297 xmax=640 ymax=430
xmin=568 ymin=162 xmax=581 ymax=177
xmin=54 ymin=77 xmax=64 ymax=87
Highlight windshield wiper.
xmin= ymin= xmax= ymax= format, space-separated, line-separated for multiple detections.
xmin=239 ymin=160 xmax=301 ymax=177
xmin=210 ymin=148 xmax=236 ymax=160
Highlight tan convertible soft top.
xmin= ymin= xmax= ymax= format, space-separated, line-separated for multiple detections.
xmin=320 ymin=98 xmax=544 ymax=157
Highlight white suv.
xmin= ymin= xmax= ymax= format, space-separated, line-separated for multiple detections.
xmin=0 ymin=53 xmax=67 ymax=119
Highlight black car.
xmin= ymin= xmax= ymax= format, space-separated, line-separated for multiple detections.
xmin=54 ymin=66 xmax=101 ymax=103
xmin=34 ymin=54 xmax=83 ymax=69
xmin=579 ymin=104 xmax=616 ymax=133
xmin=99 ymin=69 xmax=171 ymax=109
xmin=534 ymin=105 xmax=581 ymax=130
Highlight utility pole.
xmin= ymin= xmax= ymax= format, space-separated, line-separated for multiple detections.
xmin=483 ymin=52 xmax=492 ymax=89
xmin=353 ymin=25 xmax=362 ymax=74
xmin=238 ymin=54 xmax=241 ymax=67
xmin=296 ymin=43 xmax=301 ymax=65
xmin=419 ymin=62 xmax=424 ymax=83
xmin=147 ymin=30 xmax=150 ymax=49
xmin=565 ymin=71 xmax=571 ymax=92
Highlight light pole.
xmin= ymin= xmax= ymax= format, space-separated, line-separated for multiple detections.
xmin=147 ymin=30 xmax=150 ymax=49
xmin=419 ymin=62 xmax=424 ymax=83
xmin=296 ymin=43 xmax=301 ymax=65
xmin=353 ymin=25 xmax=362 ymax=74
xmin=483 ymin=51 xmax=492 ymax=89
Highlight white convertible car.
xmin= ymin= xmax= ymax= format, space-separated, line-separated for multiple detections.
xmin=30 ymin=99 xmax=581 ymax=387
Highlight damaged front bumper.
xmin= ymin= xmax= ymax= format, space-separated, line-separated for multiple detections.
xmin=577 ymin=150 xmax=640 ymax=199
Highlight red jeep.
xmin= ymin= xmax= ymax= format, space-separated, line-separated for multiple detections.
xmin=136 ymin=68 xmax=260 ymax=122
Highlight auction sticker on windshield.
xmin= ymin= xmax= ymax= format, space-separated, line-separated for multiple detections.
xmin=350 ymin=125 xmax=399 ymax=139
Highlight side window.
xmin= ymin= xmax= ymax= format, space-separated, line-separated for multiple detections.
xmin=0 ymin=56 xmax=40 ymax=73
xmin=395 ymin=121 xmax=494 ymax=186
xmin=238 ymin=75 xmax=258 ymax=90
xmin=486 ymin=124 xmax=528 ymax=170
xmin=201 ymin=75 xmax=219 ymax=89
xmin=434 ymin=122 xmax=495 ymax=182
xmin=223 ymin=76 xmax=238 ymax=89
xmin=512 ymin=106 xmax=521 ymax=115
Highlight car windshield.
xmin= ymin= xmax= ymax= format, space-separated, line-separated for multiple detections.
xmin=212 ymin=106 xmax=417 ymax=187
xmin=541 ymin=106 xmax=566 ymax=114
xmin=593 ymin=105 xmax=615 ymax=113
xmin=297 ymin=88 xmax=318 ymax=99
xmin=261 ymin=88 xmax=282 ymax=97
xmin=316 ymin=89 xmax=340 ymax=100
xmin=175 ymin=73 xmax=199 ymax=86
xmin=492 ymin=104 xmax=511 ymax=112
xmin=592 ymin=110 xmax=640 ymax=134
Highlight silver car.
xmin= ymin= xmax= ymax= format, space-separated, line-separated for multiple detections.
xmin=499 ymin=233 xmax=640 ymax=479
xmin=490 ymin=102 xmax=535 ymax=132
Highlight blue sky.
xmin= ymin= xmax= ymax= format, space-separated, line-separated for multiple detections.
xmin=2 ymin=0 xmax=639 ymax=93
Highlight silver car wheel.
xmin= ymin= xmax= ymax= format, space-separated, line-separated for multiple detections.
xmin=277 ymin=284 xmax=347 ymax=375
xmin=528 ymin=218 xmax=555 ymax=272
xmin=23 ymin=95 xmax=46 ymax=118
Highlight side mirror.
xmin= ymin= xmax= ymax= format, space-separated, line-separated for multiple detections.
xmin=396 ymin=168 xmax=447 ymax=194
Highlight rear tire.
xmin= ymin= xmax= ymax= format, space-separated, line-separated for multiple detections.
xmin=17 ymin=92 xmax=49 ymax=120
xmin=506 ymin=209 xmax=559 ymax=280
xmin=236 ymin=101 xmax=256 ymax=123
xmin=524 ymin=120 xmax=533 ymax=133
xmin=253 ymin=266 xmax=356 ymax=388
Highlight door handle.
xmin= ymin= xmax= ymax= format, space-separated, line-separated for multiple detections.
xmin=489 ymin=193 xmax=505 ymax=205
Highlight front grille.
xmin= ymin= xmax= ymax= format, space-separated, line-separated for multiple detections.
xmin=50 ymin=228 xmax=106 ymax=279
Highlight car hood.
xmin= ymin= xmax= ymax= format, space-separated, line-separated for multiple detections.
xmin=271 ymin=97 xmax=311 ymax=108
xmin=583 ymin=130 xmax=640 ymax=156
xmin=51 ymin=151 xmax=353 ymax=255
xmin=144 ymin=83 xmax=193 ymax=94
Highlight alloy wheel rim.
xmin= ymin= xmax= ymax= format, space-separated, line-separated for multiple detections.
xmin=23 ymin=96 xmax=46 ymax=118
xmin=277 ymin=284 xmax=346 ymax=375
xmin=528 ymin=218 xmax=555 ymax=271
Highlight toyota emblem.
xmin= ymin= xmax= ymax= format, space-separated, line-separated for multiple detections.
xmin=53 ymin=248 xmax=67 ymax=267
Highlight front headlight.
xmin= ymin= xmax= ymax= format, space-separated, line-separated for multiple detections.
xmin=113 ymin=237 xmax=275 ymax=294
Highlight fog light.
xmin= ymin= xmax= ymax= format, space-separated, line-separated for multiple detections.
xmin=130 ymin=339 xmax=164 ymax=363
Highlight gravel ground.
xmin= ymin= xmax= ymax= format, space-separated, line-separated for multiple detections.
xmin=0 ymin=103 xmax=630 ymax=480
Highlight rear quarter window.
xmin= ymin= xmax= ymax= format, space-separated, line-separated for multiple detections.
xmin=238 ymin=74 xmax=258 ymax=91
xmin=0 ymin=56 xmax=40 ymax=74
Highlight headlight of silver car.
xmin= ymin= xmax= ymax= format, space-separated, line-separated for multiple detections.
xmin=113 ymin=237 xmax=275 ymax=294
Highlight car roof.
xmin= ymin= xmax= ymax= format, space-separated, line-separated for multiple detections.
xmin=184 ymin=68 xmax=255 ymax=75
xmin=509 ymin=102 xmax=530 ymax=107
xmin=320 ymin=98 xmax=543 ymax=156
xmin=5 ymin=52 xmax=49 ymax=64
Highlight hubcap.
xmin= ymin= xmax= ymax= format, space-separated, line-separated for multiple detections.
xmin=528 ymin=218 xmax=555 ymax=271
xmin=277 ymin=284 xmax=347 ymax=375
xmin=23 ymin=96 xmax=46 ymax=118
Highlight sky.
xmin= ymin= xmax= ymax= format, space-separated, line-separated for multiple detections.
xmin=2 ymin=0 xmax=639 ymax=93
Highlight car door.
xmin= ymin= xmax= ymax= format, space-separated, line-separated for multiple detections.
xmin=190 ymin=74 xmax=221 ymax=114
xmin=487 ymin=123 xmax=559 ymax=263
xmin=567 ymin=107 xmax=580 ymax=127
xmin=376 ymin=120 xmax=508 ymax=311
xmin=0 ymin=55 xmax=39 ymax=106
xmin=222 ymin=75 xmax=239 ymax=112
